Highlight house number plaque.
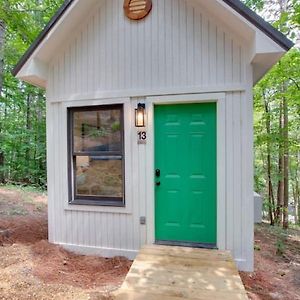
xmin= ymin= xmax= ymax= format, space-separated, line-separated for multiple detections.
xmin=137 ymin=131 xmax=147 ymax=144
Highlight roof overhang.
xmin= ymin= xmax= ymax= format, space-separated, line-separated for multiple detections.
xmin=13 ymin=0 xmax=294 ymax=88
xmin=13 ymin=0 xmax=99 ymax=87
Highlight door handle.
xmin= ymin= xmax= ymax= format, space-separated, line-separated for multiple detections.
xmin=156 ymin=181 xmax=161 ymax=186
xmin=155 ymin=169 xmax=161 ymax=177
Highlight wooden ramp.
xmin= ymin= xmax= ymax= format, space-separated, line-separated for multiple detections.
xmin=114 ymin=245 xmax=248 ymax=300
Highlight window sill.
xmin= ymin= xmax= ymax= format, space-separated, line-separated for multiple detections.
xmin=64 ymin=201 xmax=132 ymax=214
xmin=70 ymin=199 xmax=125 ymax=207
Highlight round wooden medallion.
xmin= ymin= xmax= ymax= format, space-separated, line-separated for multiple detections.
xmin=124 ymin=0 xmax=152 ymax=20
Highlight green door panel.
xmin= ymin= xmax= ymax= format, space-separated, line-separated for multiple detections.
xmin=154 ymin=103 xmax=217 ymax=245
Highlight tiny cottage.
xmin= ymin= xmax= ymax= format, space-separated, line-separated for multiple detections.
xmin=13 ymin=0 xmax=293 ymax=271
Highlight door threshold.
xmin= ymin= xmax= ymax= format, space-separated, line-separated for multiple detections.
xmin=155 ymin=240 xmax=217 ymax=250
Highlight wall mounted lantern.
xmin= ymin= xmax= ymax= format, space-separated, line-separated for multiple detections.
xmin=135 ymin=103 xmax=146 ymax=127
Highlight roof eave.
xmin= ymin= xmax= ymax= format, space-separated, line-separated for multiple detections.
xmin=12 ymin=0 xmax=73 ymax=77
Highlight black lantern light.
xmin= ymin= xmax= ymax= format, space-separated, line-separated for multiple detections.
xmin=135 ymin=103 xmax=146 ymax=127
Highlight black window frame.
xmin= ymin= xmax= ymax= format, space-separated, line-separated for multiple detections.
xmin=67 ymin=104 xmax=125 ymax=207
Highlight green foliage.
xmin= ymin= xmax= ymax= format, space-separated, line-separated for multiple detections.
xmin=272 ymin=226 xmax=287 ymax=256
xmin=0 ymin=0 xmax=64 ymax=187
xmin=242 ymin=0 xmax=264 ymax=11
xmin=249 ymin=0 xmax=300 ymax=227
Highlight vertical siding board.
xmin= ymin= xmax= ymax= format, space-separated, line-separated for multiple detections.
xmin=130 ymin=19 xmax=138 ymax=89
xmin=76 ymin=35 xmax=81 ymax=94
xmin=217 ymin=29 xmax=225 ymax=85
xmin=233 ymin=42 xmax=241 ymax=84
xmin=89 ymin=15 xmax=96 ymax=92
xmin=194 ymin=11 xmax=202 ymax=86
xmin=70 ymin=44 xmax=76 ymax=96
xmin=64 ymin=50 xmax=69 ymax=98
xmin=52 ymin=60 xmax=58 ymax=100
xmin=94 ymin=9 xmax=100 ymax=91
xmin=95 ymin=212 xmax=102 ymax=247
xmin=57 ymin=56 xmax=63 ymax=100
xmin=119 ymin=214 xmax=127 ymax=249
xmin=84 ymin=212 xmax=90 ymax=245
xmin=126 ymin=213 xmax=134 ymax=250
xmin=78 ymin=211 xmax=85 ymax=245
xmin=99 ymin=2 xmax=106 ymax=90
xmin=201 ymin=14 xmax=209 ymax=86
xmin=209 ymin=21 xmax=217 ymax=85
xmin=82 ymin=27 xmax=89 ymax=94
xmin=112 ymin=214 xmax=117 ymax=249
xmin=179 ymin=0 xmax=187 ymax=86
xmin=187 ymin=5 xmax=195 ymax=86
xmin=144 ymin=5 xmax=152 ymax=89
xmin=157 ymin=0 xmax=166 ymax=87
xmin=65 ymin=212 xmax=72 ymax=245
xmin=225 ymin=35 xmax=233 ymax=84
xmin=116 ymin=213 xmax=122 ymax=250
xmin=171 ymin=0 xmax=180 ymax=86
xmin=101 ymin=213 xmax=108 ymax=248
xmin=119 ymin=5 xmax=126 ymax=90
xmin=138 ymin=18 xmax=146 ymax=89
xmin=89 ymin=212 xmax=95 ymax=247
xmin=165 ymin=0 xmax=173 ymax=87
xmin=71 ymin=211 xmax=76 ymax=246
xmin=106 ymin=1 xmax=113 ymax=90
xmin=124 ymin=17 xmax=131 ymax=89
xmin=240 ymin=47 xmax=246 ymax=84
xmin=112 ymin=0 xmax=119 ymax=89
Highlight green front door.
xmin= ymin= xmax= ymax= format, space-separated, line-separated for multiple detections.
xmin=155 ymin=103 xmax=217 ymax=246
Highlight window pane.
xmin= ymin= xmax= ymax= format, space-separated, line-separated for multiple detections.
xmin=75 ymin=156 xmax=123 ymax=198
xmin=73 ymin=108 xmax=122 ymax=153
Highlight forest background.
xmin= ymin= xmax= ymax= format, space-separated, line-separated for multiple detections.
xmin=0 ymin=0 xmax=299 ymax=228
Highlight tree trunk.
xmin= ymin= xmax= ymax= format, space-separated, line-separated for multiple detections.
xmin=276 ymin=102 xmax=284 ymax=224
xmin=294 ymin=153 xmax=300 ymax=224
xmin=0 ymin=20 xmax=5 ymax=93
xmin=264 ymin=97 xmax=275 ymax=225
xmin=282 ymin=94 xmax=289 ymax=229
xmin=0 ymin=20 xmax=5 ymax=183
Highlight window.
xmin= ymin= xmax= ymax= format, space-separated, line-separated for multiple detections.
xmin=68 ymin=105 xmax=125 ymax=206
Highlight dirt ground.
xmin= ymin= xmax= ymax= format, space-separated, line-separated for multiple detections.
xmin=240 ymin=223 xmax=300 ymax=300
xmin=0 ymin=185 xmax=300 ymax=300
xmin=0 ymin=186 xmax=131 ymax=300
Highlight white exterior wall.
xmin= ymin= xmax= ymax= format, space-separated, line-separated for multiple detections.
xmin=46 ymin=0 xmax=254 ymax=271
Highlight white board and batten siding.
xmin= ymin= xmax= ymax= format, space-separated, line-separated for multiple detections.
xmin=46 ymin=0 xmax=254 ymax=271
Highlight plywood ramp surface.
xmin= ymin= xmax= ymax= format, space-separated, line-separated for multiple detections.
xmin=114 ymin=245 xmax=248 ymax=300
